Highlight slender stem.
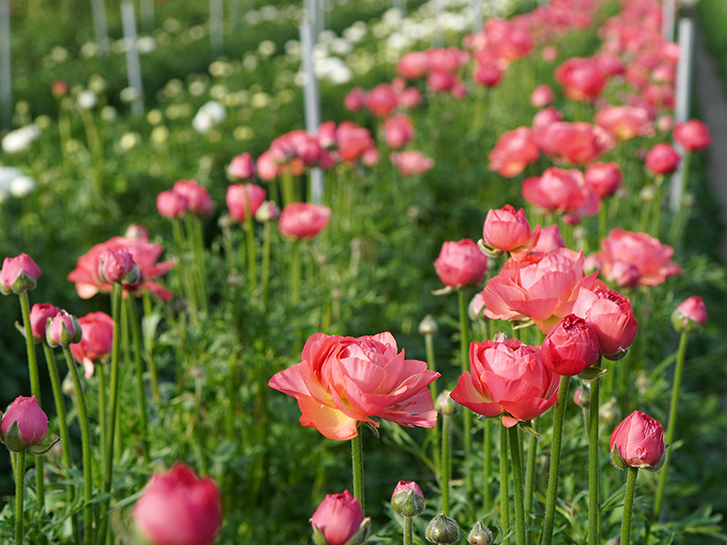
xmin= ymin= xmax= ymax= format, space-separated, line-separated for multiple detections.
xmin=243 ymin=197 xmax=257 ymax=292
xmin=125 ymin=296 xmax=149 ymax=461
xmin=262 ymin=221 xmax=272 ymax=308
xmin=172 ymin=218 xmax=197 ymax=312
xmin=62 ymin=346 xmax=93 ymax=545
xmin=190 ymin=216 xmax=209 ymax=314
xmin=442 ymin=413 xmax=451 ymax=515
xmin=142 ymin=293 xmax=160 ymax=400
xmin=458 ymin=290 xmax=474 ymax=506
xmin=500 ymin=423 xmax=510 ymax=544
xmin=654 ymin=331 xmax=688 ymax=519
xmin=281 ymin=171 xmax=295 ymax=207
xmin=509 ymin=426 xmax=526 ymax=545
xmin=351 ymin=431 xmax=365 ymax=514
xmin=403 ymin=516 xmax=413 ymax=545
xmin=18 ymin=292 xmax=44 ymax=511
xmin=524 ymin=419 xmax=538 ymax=516
xmin=621 ymin=467 xmax=639 ymax=545
xmin=425 ymin=331 xmax=440 ymax=475
xmin=597 ymin=203 xmax=607 ymax=249
xmin=97 ymin=362 xmax=107 ymax=476
xmin=291 ymin=241 xmax=301 ymax=305
xmin=15 ymin=450 xmax=26 ymax=545
xmin=484 ymin=417 xmax=492 ymax=513
xmin=225 ymin=355 xmax=237 ymax=438
xmin=540 ymin=375 xmax=571 ymax=545
xmin=588 ymin=377 xmax=601 ymax=545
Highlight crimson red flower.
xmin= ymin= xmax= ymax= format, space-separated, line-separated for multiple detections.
xmin=268 ymin=332 xmax=439 ymax=440
xmin=278 ymin=203 xmax=331 ymax=240
xmin=540 ymin=314 xmax=601 ymax=376
xmin=434 ymin=239 xmax=488 ymax=289
xmin=610 ymin=410 xmax=665 ymax=470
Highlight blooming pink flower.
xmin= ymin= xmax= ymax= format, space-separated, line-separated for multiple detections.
xmin=598 ymin=228 xmax=682 ymax=287
xmin=227 ymin=153 xmax=256 ymax=180
xmin=484 ymin=17 xmax=533 ymax=62
xmin=540 ymin=314 xmax=601 ymax=376
xmin=594 ymin=105 xmax=654 ymax=140
xmin=555 ymin=57 xmax=606 ymax=102
xmin=226 ymin=183 xmax=267 ymax=223
xmin=397 ymin=87 xmax=423 ymax=109
xmin=488 ymin=127 xmax=540 ymax=177
xmin=434 ymin=239 xmax=488 ymax=289
xmin=337 ymin=122 xmax=375 ymax=163
xmin=481 ymin=205 xmax=540 ymax=254
xmin=397 ymin=51 xmax=431 ymax=79
xmin=672 ymin=295 xmax=707 ymax=332
xmin=673 ymin=119 xmax=712 ymax=152
xmin=532 ymin=107 xmax=563 ymax=131
xmin=278 ymin=203 xmax=331 ymax=240
xmin=268 ymin=332 xmax=440 ymax=440
xmin=645 ymin=143 xmax=680 ymax=175
xmin=572 ymin=286 xmax=638 ymax=359
xmin=156 ymin=190 xmax=189 ymax=219
xmin=172 ymin=180 xmax=214 ymax=216
xmin=68 ymin=236 xmax=175 ymax=301
xmin=29 ymin=303 xmax=60 ymax=341
xmin=0 ymin=396 xmax=48 ymax=452
xmin=133 ymin=463 xmax=222 ymax=545
xmin=585 ymin=162 xmax=622 ymax=198
xmin=451 ymin=338 xmax=559 ymax=427
xmin=531 ymin=225 xmax=565 ymax=254
xmin=610 ymin=410 xmax=665 ymax=470
xmin=0 ymin=253 xmax=41 ymax=295
xmin=311 ymin=490 xmax=368 ymax=545
xmin=522 ymin=167 xmax=589 ymax=213
xmin=344 ymin=87 xmax=367 ymax=112
xmin=530 ymin=84 xmax=555 ymax=108
xmin=365 ymin=84 xmax=398 ymax=118
xmin=384 ymin=114 xmax=415 ymax=149
xmin=473 ymin=60 xmax=503 ymax=88
xmin=390 ymin=150 xmax=434 ymax=176
xmin=70 ymin=312 xmax=115 ymax=378
xmin=427 ymin=70 xmax=457 ymax=93
xmin=256 ymin=151 xmax=279 ymax=181
xmin=536 ymin=122 xmax=614 ymax=165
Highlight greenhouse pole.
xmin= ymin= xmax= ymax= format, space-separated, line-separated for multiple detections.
xmin=299 ymin=19 xmax=324 ymax=204
xmin=0 ymin=0 xmax=11 ymax=130
xmin=670 ymin=18 xmax=694 ymax=212
xmin=210 ymin=0 xmax=224 ymax=59
xmin=122 ymin=1 xmax=144 ymax=115
xmin=91 ymin=0 xmax=110 ymax=55
xmin=662 ymin=0 xmax=675 ymax=42
xmin=140 ymin=0 xmax=155 ymax=35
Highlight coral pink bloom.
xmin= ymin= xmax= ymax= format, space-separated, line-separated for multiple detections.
xmin=311 ymin=490 xmax=367 ymax=545
xmin=645 ymin=143 xmax=680 ymax=175
xmin=278 ymin=203 xmax=331 ymax=240
xmin=384 ymin=114 xmax=415 ymax=149
xmin=227 ymin=152 xmax=256 ymax=180
xmin=451 ymin=338 xmax=559 ymax=427
xmin=540 ymin=314 xmax=601 ymax=376
xmin=268 ymin=332 xmax=440 ymax=440
xmin=481 ymin=205 xmax=540 ymax=254
xmin=173 ymin=180 xmax=214 ymax=216
xmin=397 ymin=51 xmax=431 ymax=79
xmin=68 ymin=237 xmax=175 ymax=301
xmin=0 ymin=396 xmax=48 ymax=452
xmin=488 ymin=127 xmax=540 ymax=177
xmin=594 ymin=51 xmax=625 ymax=76
xmin=29 ymin=303 xmax=60 ymax=341
xmin=365 ymin=84 xmax=398 ymax=118
xmin=427 ymin=70 xmax=457 ymax=93
xmin=572 ymin=285 xmax=638 ymax=359
xmin=397 ymin=86 xmax=423 ymax=109
xmin=157 ymin=190 xmax=189 ymax=219
xmin=317 ymin=121 xmax=338 ymax=149
xmin=391 ymin=151 xmax=434 ymax=176
xmin=484 ymin=17 xmax=534 ymax=62
xmin=531 ymin=225 xmax=565 ymax=254
xmin=537 ymin=122 xmax=614 ymax=165
xmin=673 ymin=119 xmax=712 ymax=152
xmin=337 ymin=121 xmax=375 ymax=163
xmin=594 ymin=105 xmax=654 ymax=140
xmin=0 ymin=253 xmax=41 ymax=295
xmin=610 ymin=411 xmax=665 ymax=469
xmin=133 ymin=463 xmax=222 ymax=545
xmin=598 ymin=228 xmax=682 ymax=287
xmin=522 ymin=167 xmax=589 ymax=213
xmin=344 ymin=87 xmax=367 ymax=112
xmin=70 ymin=312 xmax=115 ymax=378
xmin=585 ymin=162 xmax=622 ymax=198
xmin=434 ymin=239 xmax=488 ymax=289
xmin=256 ymin=150 xmax=280 ymax=181
xmin=530 ymin=84 xmax=555 ymax=108
xmin=482 ymin=248 xmax=599 ymax=333
xmin=473 ymin=61 xmax=503 ymax=88
xmin=532 ymin=106 xmax=563 ymax=131
xmin=426 ymin=47 xmax=467 ymax=73
xmin=672 ymin=295 xmax=707 ymax=332
xmin=555 ymin=57 xmax=606 ymax=101
xmin=226 ymin=183 xmax=267 ymax=223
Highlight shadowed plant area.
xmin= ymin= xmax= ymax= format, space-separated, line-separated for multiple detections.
xmin=1 ymin=0 xmax=727 ymax=544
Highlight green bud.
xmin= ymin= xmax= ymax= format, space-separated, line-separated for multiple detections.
xmin=425 ymin=512 xmax=460 ymax=544
xmin=467 ymin=521 xmax=493 ymax=545
xmin=436 ymin=390 xmax=460 ymax=416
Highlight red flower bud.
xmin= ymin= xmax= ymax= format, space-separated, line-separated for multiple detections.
xmin=610 ymin=410 xmax=665 ymax=471
xmin=29 ymin=303 xmax=60 ymax=341
xmin=645 ymin=143 xmax=680 ymax=175
xmin=673 ymin=119 xmax=711 ymax=152
xmin=541 ymin=314 xmax=601 ymax=376
xmin=1 ymin=396 xmax=48 ymax=452
xmin=227 ymin=152 xmax=256 ymax=180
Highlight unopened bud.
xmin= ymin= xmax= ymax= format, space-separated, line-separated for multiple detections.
xmin=419 ymin=315 xmax=438 ymax=336
xmin=426 ymin=512 xmax=460 ymax=544
xmin=573 ymin=385 xmax=590 ymax=408
xmin=391 ymin=481 xmax=426 ymax=517
xmin=467 ymin=521 xmax=493 ymax=545
xmin=436 ymin=390 xmax=460 ymax=416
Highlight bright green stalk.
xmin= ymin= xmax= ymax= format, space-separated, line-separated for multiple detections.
xmin=291 ymin=240 xmax=302 ymax=305
xmin=653 ymin=330 xmax=688 ymax=519
xmin=172 ymin=217 xmax=197 ymax=312
xmin=509 ymin=426 xmax=526 ymax=545
xmin=96 ymin=362 xmax=107 ymax=476
xmin=458 ymin=290 xmax=474 ymax=504
xmin=499 ymin=424 xmax=510 ymax=544
xmin=18 ymin=292 xmax=44 ymax=510
xmin=588 ymin=377 xmax=601 ymax=545
xmin=62 ymin=346 xmax=93 ymax=545
xmin=262 ymin=221 xmax=272 ymax=308
xmin=484 ymin=418 xmax=492 ymax=514
xmin=243 ymin=196 xmax=257 ymax=292
xmin=189 ymin=216 xmax=209 ymax=313
xmin=540 ymin=375 xmax=571 ymax=545
xmin=651 ymin=175 xmax=664 ymax=238
xmin=351 ymin=430 xmax=365 ymax=514
xmin=620 ymin=468 xmax=639 ymax=545
xmin=15 ymin=450 xmax=26 ymax=545
xmin=524 ymin=420 xmax=538 ymax=516
xmin=442 ymin=413 xmax=451 ymax=515
xmin=424 ymin=329 xmax=440 ymax=476
xmin=125 ymin=296 xmax=149 ymax=461
xmin=280 ymin=171 xmax=295 ymax=207
xmin=403 ymin=516 xmax=413 ymax=545
xmin=142 ymin=293 xmax=160 ymax=400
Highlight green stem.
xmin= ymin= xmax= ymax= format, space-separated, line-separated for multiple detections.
xmin=172 ymin=218 xmax=197 ymax=312
xmin=62 ymin=346 xmax=93 ymax=545
xmin=403 ymin=516 xmax=413 ymax=545
xmin=621 ymin=467 xmax=639 ymax=545
xmin=524 ymin=419 xmax=538 ymax=517
xmin=651 ymin=176 xmax=664 ymax=239
xmin=125 ymin=296 xmax=149 ymax=461
xmin=351 ymin=431 xmax=365 ymax=514
xmin=191 ymin=216 xmax=209 ymax=313
xmin=291 ymin=241 xmax=301 ymax=305
xmin=225 ymin=355 xmax=237 ymax=438
xmin=509 ymin=426 xmax=526 ymax=545
xmin=142 ymin=293 xmax=160 ymax=400
xmin=97 ymin=362 xmax=107 ymax=480
xmin=15 ymin=450 xmax=26 ymax=545
xmin=458 ymin=290 xmax=474 ymax=504
xmin=424 ymin=331 xmax=440 ymax=477
xmin=588 ymin=377 xmax=601 ymax=545
xmin=41 ymin=341 xmax=74 ymax=478
xmin=484 ymin=418 xmax=492 ymax=514
xmin=243 ymin=196 xmax=257 ymax=292
xmin=653 ymin=331 xmax=688 ymax=519
xmin=500 ymin=423 xmax=510 ymax=543
xmin=18 ymin=292 xmax=44 ymax=511
xmin=262 ymin=221 xmax=272 ymax=309
xmin=540 ymin=375 xmax=571 ymax=545
xmin=597 ymin=202 xmax=607 ymax=249
xmin=442 ymin=413 xmax=451 ymax=515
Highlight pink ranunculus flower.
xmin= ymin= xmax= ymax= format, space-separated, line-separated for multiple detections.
xmin=156 ymin=190 xmax=189 ymax=219
xmin=278 ymin=203 xmax=331 ymax=240
xmin=473 ymin=58 xmax=503 ymax=88
xmin=364 ymin=84 xmax=398 ymax=118
xmin=0 ymin=253 xmax=41 ymax=295
xmin=172 ymin=179 xmax=214 ymax=216
xmin=585 ymin=162 xmax=622 ymax=198
xmin=594 ymin=105 xmax=654 ymax=140
xmin=227 ymin=152 xmax=256 ymax=180
xmin=344 ymin=87 xmax=367 ymax=112
xmin=451 ymin=338 xmax=559 ymax=427
xmin=488 ymin=127 xmax=540 ymax=178
xmin=572 ymin=286 xmax=638 ymax=360
xmin=645 ymin=143 xmax=680 ymax=175
xmin=256 ymin=150 xmax=279 ymax=181
xmin=311 ymin=490 xmax=369 ymax=545
xmin=673 ymin=119 xmax=712 ymax=152
xmin=481 ymin=205 xmax=540 ymax=254
xmin=672 ymin=295 xmax=707 ymax=333
xmin=522 ymin=167 xmax=589 ymax=213
xmin=268 ymin=332 xmax=440 ymax=440
xmin=384 ymin=114 xmax=415 ymax=149
xmin=99 ymin=247 xmax=138 ymax=284
xmin=397 ymin=51 xmax=431 ymax=80
xmin=540 ymin=314 xmax=601 ymax=376
xmin=482 ymin=248 xmax=599 ymax=333
xmin=427 ymin=70 xmax=457 ymax=93
xmin=610 ymin=410 xmax=665 ymax=470
xmin=555 ymin=56 xmax=606 ymax=102
xmin=337 ymin=121 xmax=375 ymax=163
xmin=226 ymin=183 xmax=267 ymax=223
xmin=29 ymin=303 xmax=60 ymax=342
xmin=531 ymin=225 xmax=565 ymax=254
xmin=597 ymin=228 xmax=682 ymax=287
xmin=390 ymin=150 xmax=434 ymax=176
xmin=133 ymin=463 xmax=222 ymax=545
xmin=391 ymin=480 xmax=426 ymax=517
xmin=70 ymin=312 xmax=115 ymax=378
xmin=434 ymin=239 xmax=488 ymax=289
xmin=46 ymin=310 xmax=82 ymax=348
xmin=68 ymin=236 xmax=175 ymax=301
xmin=530 ymin=84 xmax=555 ymax=108
xmin=0 ymin=396 xmax=48 ymax=452
xmin=536 ymin=122 xmax=615 ymax=165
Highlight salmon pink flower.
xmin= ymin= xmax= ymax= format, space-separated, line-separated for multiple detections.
xmin=384 ymin=114 xmax=415 ymax=149
xmin=573 ymin=286 xmax=638 ymax=359
xmin=451 ymin=338 xmax=559 ymax=427
xmin=156 ymin=190 xmax=188 ymax=219
xmin=278 ymin=203 xmax=331 ymax=240
xmin=540 ymin=314 xmax=601 ymax=376
xmin=268 ymin=332 xmax=440 ymax=440
xmin=427 ymin=70 xmax=457 ymax=93
xmin=531 ymin=225 xmax=565 ymax=254
xmin=227 ymin=152 xmax=256 ymax=180
xmin=530 ymin=84 xmax=555 ymax=108
xmin=488 ymin=127 xmax=540 ymax=177
xmin=0 ymin=253 xmax=41 ymax=295
xmin=645 ymin=143 xmax=680 ymax=175
xmin=555 ymin=57 xmax=606 ymax=102
xmin=594 ymin=105 xmax=654 ymax=140
xmin=610 ymin=411 xmax=665 ymax=470
xmin=473 ymin=60 xmax=503 ymax=88
xmin=536 ymin=122 xmax=614 ymax=165
xmin=256 ymin=151 xmax=279 ymax=181
xmin=172 ymin=180 xmax=214 ymax=216
xmin=133 ymin=463 xmax=222 ymax=545
xmin=226 ymin=183 xmax=266 ymax=222
xmin=337 ymin=122 xmax=375 ymax=163
xmin=672 ymin=295 xmax=707 ymax=333
xmin=70 ymin=312 xmax=115 ymax=378
xmin=397 ymin=51 xmax=431 ymax=80
xmin=29 ymin=303 xmax=60 ymax=342
xmin=673 ymin=119 xmax=712 ymax=152
xmin=344 ymin=87 xmax=367 ymax=112
xmin=391 ymin=151 xmax=434 ymax=176
xmin=365 ymin=84 xmax=398 ymax=117
xmin=532 ymin=107 xmax=563 ymax=131
xmin=434 ymin=239 xmax=488 ymax=289
xmin=1 ymin=396 xmax=48 ymax=452
xmin=585 ymin=162 xmax=622 ymax=198
xmin=397 ymin=87 xmax=423 ymax=109
xmin=522 ymin=167 xmax=589 ymax=213
xmin=311 ymin=490 xmax=369 ymax=545
xmin=481 ymin=205 xmax=540 ymax=254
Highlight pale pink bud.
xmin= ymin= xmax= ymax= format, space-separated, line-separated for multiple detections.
xmin=0 ymin=253 xmax=41 ymax=295
xmin=227 ymin=153 xmax=256 ymax=180
xmin=672 ymin=295 xmax=707 ymax=332
xmin=1 ymin=396 xmax=48 ymax=452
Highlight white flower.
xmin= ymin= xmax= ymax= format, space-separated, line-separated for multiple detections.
xmin=0 ymin=166 xmax=22 ymax=192
xmin=1 ymin=125 xmax=41 ymax=154
xmin=10 ymin=176 xmax=36 ymax=198
xmin=77 ymin=90 xmax=97 ymax=110
xmin=192 ymin=101 xmax=226 ymax=133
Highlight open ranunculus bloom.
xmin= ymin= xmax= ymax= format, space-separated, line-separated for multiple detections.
xmin=268 ymin=332 xmax=440 ymax=440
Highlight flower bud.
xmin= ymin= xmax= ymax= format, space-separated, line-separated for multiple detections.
xmin=468 ymin=292 xmax=486 ymax=322
xmin=29 ymin=303 xmax=60 ymax=342
xmin=47 ymin=311 xmax=83 ymax=347
xmin=467 ymin=521 xmax=493 ymax=545
xmin=1 ymin=396 xmax=48 ymax=452
xmin=599 ymin=396 xmax=619 ymax=424
xmin=573 ymin=385 xmax=590 ymax=408
xmin=671 ymin=295 xmax=707 ymax=333
xmin=426 ymin=512 xmax=460 ymax=544
xmin=435 ymin=239 xmax=488 ymax=289
xmin=541 ymin=314 xmax=601 ymax=376
xmin=391 ymin=481 xmax=426 ymax=517
xmin=311 ymin=490 xmax=370 ymax=545
xmin=99 ymin=247 xmax=139 ymax=285
xmin=0 ymin=253 xmax=41 ymax=295
xmin=645 ymin=143 xmax=680 ymax=175
xmin=254 ymin=201 xmax=281 ymax=223
xmin=227 ymin=152 xmax=256 ymax=180
xmin=436 ymin=390 xmax=460 ymax=416
xmin=419 ymin=315 xmax=438 ymax=336
xmin=610 ymin=410 xmax=666 ymax=471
